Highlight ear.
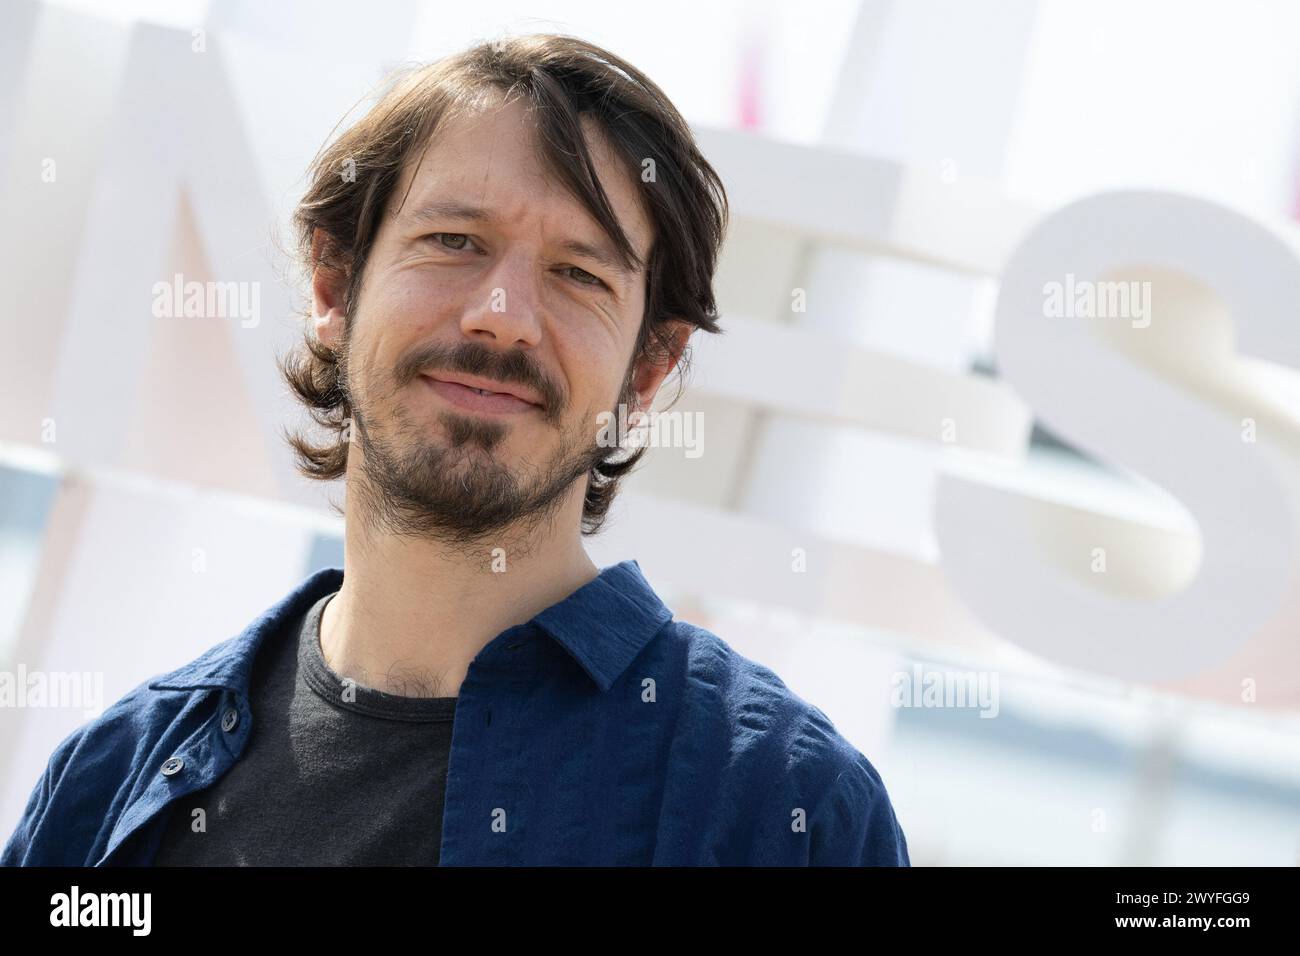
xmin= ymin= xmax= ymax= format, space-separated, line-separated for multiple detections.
xmin=310 ymin=227 xmax=349 ymax=350
xmin=629 ymin=319 xmax=693 ymax=414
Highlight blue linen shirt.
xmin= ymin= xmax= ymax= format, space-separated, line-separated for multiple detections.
xmin=2 ymin=559 xmax=910 ymax=866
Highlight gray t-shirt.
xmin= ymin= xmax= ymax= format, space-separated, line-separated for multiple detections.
xmin=153 ymin=591 xmax=457 ymax=865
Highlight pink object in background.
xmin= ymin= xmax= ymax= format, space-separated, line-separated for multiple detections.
xmin=737 ymin=29 xmax=763 ymax=130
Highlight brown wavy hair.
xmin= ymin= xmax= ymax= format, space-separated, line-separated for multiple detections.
xmin=278 ymin=33 xmax=729 ymax=535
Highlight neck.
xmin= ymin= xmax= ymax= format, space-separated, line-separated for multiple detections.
xmin=318 ymin=477 xmax=600 ymax=699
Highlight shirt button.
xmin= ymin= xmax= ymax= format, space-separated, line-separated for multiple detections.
xmin=160 ymin=756 xmax=184 ymax=777
xmin=221 ymin=708 xmax=239 ymax=732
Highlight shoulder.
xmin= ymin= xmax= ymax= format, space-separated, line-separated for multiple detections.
xmin=1 ymin=671 xmax=161 ymax=865
xmin=651 ymin=618 xmax=859 ymax=760
xmin=38 ymin=665 xmax=191 ymax=778
xmin=0 ymin=642 xmax=232 ymax=866
xmin=4 ymin=572 xmax=330 ymax=865
xmin=809 ymin=748 xmax=911 ymax=865
xmin=649 ymin=619 xmax=910 ymax=865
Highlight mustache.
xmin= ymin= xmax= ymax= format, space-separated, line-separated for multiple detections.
xmin=395 ymin=340 xmax=565 ymax=414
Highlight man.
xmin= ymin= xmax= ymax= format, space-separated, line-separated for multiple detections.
xmin=2 ymin=34 xmax=909 ymax=866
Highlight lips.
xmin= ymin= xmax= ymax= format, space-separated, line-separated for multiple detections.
xmin=420 ymin=374 xmax=541 ymax=415
xmin=424 ymin=372 xmax=542 ymax=407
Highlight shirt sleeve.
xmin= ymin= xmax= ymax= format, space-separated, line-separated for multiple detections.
xmin=809 ymin=752 xmax=911 ymax=866
xmin=0 ymin=726 xmax=84 ymax=867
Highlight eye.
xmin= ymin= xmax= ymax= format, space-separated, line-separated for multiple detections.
xmin=427 ymin=233 xmax=477 ymax=251
xmin=561 ymin=265 xmax=608 ymax=289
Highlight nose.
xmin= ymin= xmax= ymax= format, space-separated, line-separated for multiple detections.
xmin=459 ymin=250 xmax=544 ymax=349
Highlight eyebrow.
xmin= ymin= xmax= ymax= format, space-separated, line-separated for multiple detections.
xmin=404 ymin=198 xmax=641 ymax=279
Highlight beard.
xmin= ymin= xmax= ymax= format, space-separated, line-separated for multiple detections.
xmin=340 ymin=335 xmax=635 ymax=550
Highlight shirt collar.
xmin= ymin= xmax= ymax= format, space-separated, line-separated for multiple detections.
xmin=149 ymin=559 xmax=673 ymax=697
xmin=530 ymin=559 xmax=674 ymax=692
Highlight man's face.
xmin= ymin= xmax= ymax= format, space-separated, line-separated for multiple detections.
xmin=315 ymin=94 xmax=668 ymax=543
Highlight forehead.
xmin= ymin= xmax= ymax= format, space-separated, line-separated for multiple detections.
xmin=390 ymin=94 xmax=652 ymax=271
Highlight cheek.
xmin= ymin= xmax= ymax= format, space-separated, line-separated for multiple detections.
xmin=556 ymin=330 xmax=626 ymax=408
xmin=356 ymin=269 xmax=455 ymax=368
xmin=561 ymin=295 xmax=638 ymax=387
xmin=385 ymin=270 xmax=454 ymax=330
